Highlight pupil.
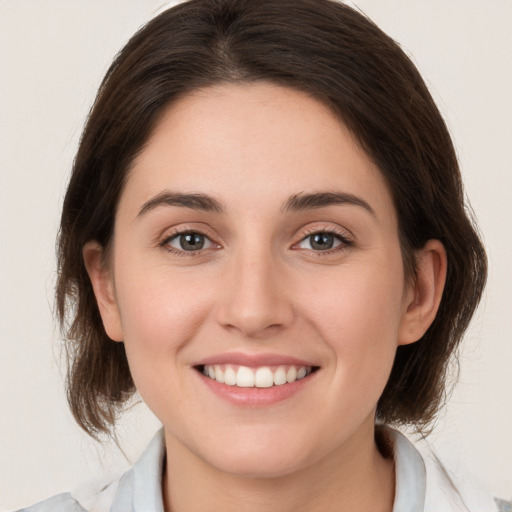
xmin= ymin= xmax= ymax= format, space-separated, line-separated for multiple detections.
xmin=180 ymin=233 xmax=204 ymax=250
xmin=311 ymin=233 xmax=334 ymax=250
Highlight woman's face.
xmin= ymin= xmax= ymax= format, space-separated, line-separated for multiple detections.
xmin=93 ymin=83 xmax=421 ymax=477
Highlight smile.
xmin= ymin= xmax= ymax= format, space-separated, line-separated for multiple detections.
xmin=201 ymin=364 xmax=314 ymax=388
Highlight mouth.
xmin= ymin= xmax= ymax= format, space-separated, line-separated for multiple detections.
xmin=193 ymin=353 xmax=321 ymax=405
xmin=196 ymin=363 xmax=319 ymax=388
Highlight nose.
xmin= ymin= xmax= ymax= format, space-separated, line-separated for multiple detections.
xmin=215 ymin=248 xmax=294 ymax=339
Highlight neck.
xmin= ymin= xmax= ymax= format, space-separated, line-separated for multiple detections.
xmin=162 ymin=422 xmax=395 ymax=512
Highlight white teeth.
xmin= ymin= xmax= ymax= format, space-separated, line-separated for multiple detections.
xmin=201 ymin=364 xmax=313 ymax=388
xmin=273 ymin=366 xmax=287 ymax=386
xmin=224 ymin=366 xmax=237 ymax=386
xmin=214 ymin=366 xmax=225 ymax=384
xmin=286 ymin=366 xmax=297 ymax=383
xmin=255 ymin=367 xmax=274 ymax=388
xmin=237 ymin=366 xmax=255 ymax=387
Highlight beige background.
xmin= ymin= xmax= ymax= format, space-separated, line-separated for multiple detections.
xmin=1 ymin=0 xmax=511 ymax=509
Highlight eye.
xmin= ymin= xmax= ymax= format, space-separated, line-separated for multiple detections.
xmin=296 ymin=231 xmax=348 ymax=251
xmin=164 ymin=232 xmax=215 ymax=252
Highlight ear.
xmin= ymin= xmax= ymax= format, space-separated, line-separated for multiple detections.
xmin=83 ymin=241 xmax=123 ymax=342
xmin=398 ymin=239 xmax=447 ymax=346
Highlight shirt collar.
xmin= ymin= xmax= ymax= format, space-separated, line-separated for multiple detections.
xmin=111 ymin=429 xmax=166 ymax=512
xmin=387 ymin=428 xmax=427 ymax=512
xmin=111 ymin=427 xmax=428 ymax=512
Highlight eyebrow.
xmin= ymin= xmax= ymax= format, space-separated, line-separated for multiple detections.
xmin=137 ymin=189 xmax=375 ymax=219
xmin=282 ymin=191 xmax=375 ymax=216
xmin=137 ymin=191 xmax=224 ymax=219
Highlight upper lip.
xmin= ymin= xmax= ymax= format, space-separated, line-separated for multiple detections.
xmin=193 ymin=352 xmax=318 ymax=368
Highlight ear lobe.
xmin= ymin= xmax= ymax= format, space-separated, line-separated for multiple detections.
xmin=398 ymin=239 xmax=447 ymax=346
xmin=83 ymin=241 xmax=123 ymax=342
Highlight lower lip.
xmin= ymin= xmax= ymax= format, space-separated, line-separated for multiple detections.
xmin=196 ymin=370 xmax=318 ymax=406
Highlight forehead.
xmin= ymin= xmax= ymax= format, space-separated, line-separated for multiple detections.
xmin=122 ymin=82 xmax=395 ymax=221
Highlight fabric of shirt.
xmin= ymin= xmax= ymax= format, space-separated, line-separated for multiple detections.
xmin=16 ymin=428 xmax=508 ymax=512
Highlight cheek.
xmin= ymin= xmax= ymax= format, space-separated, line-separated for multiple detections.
xmin=303 ymin=257 xmax=406 ymax=390
xmin=112 ymin=262 xmax=213 ymax=371
xmin=112 ymin=265 xmax=218 ymax=423
xmin=307 ymin=259 xmax=404 ymax=335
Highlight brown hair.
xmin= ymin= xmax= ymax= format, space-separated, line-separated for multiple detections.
xmin=56 ymin=0 xmax=487 ymax=438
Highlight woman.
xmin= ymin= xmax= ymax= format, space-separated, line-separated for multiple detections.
xmin=17 ymin=0 xmax=508 ymax=510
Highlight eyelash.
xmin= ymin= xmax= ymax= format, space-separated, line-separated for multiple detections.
xmin=159 ymin=227 xmax=353 ymax=257
xmin=293 ymin=227 xmax=353 ymax=257
xmin=159 ymin=229 xmax=218 ymax=257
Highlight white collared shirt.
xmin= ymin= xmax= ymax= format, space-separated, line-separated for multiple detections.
xmin=17 ymin=428 xmax=505 ymax=512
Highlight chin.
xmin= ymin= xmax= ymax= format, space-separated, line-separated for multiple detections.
xmin=194 ymin=430 xmax=317 ymax=479
xmin=210 ymin=452 xmax=307 ymax=479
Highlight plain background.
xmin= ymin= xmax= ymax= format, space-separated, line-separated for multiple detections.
xmin=1 ymin=0 xmax=511 ymax=509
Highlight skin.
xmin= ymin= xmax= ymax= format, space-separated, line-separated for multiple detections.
xmin=84 ymin=83 xmax=446 ymax=512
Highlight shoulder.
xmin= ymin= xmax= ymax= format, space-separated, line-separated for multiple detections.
xmin=496 ymin=498 xmax=512 ymax=512
xmin=14 ymin=493 xmax=86 ymax=512
xmin=13 ymin=429 xmax=165 ymax=512
xmin=13 ymin=472 xmax=122 ymax=512
xmin=386 ymin=427 xmax=502 ymax=512
xmin=412 ymin=436 xmax=502 ymax=512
